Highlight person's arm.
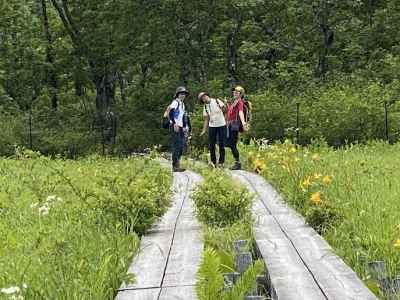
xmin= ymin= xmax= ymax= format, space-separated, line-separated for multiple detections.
xmin=169 ymin=100 xmax=180 ymax=132
xmin=217 ymin=99 xmax=227 ymax=113
xmin=200 ymin=116 xmax=209 ymax=136
xmin=163 ymin=106 xmax=171 ymax=118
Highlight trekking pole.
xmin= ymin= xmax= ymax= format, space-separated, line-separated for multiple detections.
xmin=384 ymin=101 xmax=389 ymax=142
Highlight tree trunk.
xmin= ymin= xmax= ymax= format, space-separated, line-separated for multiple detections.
xmin=227 ymin=16 xmax=243 ymax=88
xmin=94 ymin=71 xmax=117 ymax=113
xmin=117 ymin=71 xmax=127 ymax=107
xmin=40 ymin=0 xmax=58 ymax=109
xmin=227 ymin=32 xmax=238 ymax=87
xmin=316 ymin=24 xmax=333 ymax=78
xmin=314 ymin=2 xmax=333 ymax=78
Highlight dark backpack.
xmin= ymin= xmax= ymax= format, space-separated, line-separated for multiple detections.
xmin=236 ymin=97 xmax=252 ymax=132
xmin=243 ymin=95 xmax=252 ymax=123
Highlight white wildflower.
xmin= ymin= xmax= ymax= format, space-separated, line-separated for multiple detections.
xmin=38 ymin=205 xmax=50 ymax=216
xmin=22 ymin=284 xmax=27 ymax=289
xmin=30 ymin=203 xmax=38 ymax=209
xmin=1 ymin=286 xmax=20 ymax=294
xmin=46 ymin=195 xmax=57 ymax=202
xmin=10 ymin=295 xmax=24 ymax=300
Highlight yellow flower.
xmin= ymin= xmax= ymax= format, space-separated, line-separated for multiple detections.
xmin=289 ymin=146 xmax=297 ymax=153
xmin=254 ymin=159 xmax=266 ymax=173
xmin=323 ymin=175 xmax=333 ymax=185
xmin=394 ymin=239 xmax=400 ymax=249
xmin=314 ymin=173 xmax=323 ymax=180
xmin=312 ymin=153 xmax=320 ymax=161
xmin=310 ymin=192 xmax=322 ymax=205
xmin=302 ymin=176 xmax=312 ymax=188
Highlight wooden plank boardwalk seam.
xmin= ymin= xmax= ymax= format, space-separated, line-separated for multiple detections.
xmin=115 ymin=171 xmax=203 ymax=300
xmin=232 ymin=170 xmax=378 ymax=300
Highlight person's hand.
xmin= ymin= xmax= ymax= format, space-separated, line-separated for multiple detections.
xmin=200 ymin=129 xmax=206 ymax=136
xmin=173 ymin=124 xmax=180 ymax=133
xmin=243 ymin=123 xmax=250 ymax=132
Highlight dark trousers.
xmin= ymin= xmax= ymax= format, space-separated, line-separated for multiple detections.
xmin=226 ymin=125 xmax=240 ymax=162
xmin=172 ymin=129 xmax=184 ymax=167
xmin=209 ymin=126 xmax=226 ymax=165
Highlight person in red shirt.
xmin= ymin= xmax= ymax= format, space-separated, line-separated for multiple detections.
xmin=226 ymin=85 xmax=249 ymax=170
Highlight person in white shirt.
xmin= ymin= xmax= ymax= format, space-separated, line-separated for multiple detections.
xmin=168 ymin=86 xmax=190 ymax=172
xmin=199 ymin=92 xmax=227 ymax=168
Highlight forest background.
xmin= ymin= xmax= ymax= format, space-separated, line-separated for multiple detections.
xmin=1 ymin=0 xmax=400 ymax=156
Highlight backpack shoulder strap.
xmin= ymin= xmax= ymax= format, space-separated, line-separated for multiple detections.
xmin=204 ymin=104 xmax=209 ymax=115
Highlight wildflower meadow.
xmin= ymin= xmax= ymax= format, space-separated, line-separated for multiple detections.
xmin=242 ymin=139 xmax=400 ymax=294
xmin=0 ymin=150 xmax=171 ymax=299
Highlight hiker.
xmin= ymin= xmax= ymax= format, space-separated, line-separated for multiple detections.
xmin=168 ymin=86 xmax=190 ymax=172
xmin=199 ymin=92 xmax=227 ymax=168
xmin=226 ymin=85 xmax=249 ymax=170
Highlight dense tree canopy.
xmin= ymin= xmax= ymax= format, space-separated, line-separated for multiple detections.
xmin=1 ymin=0 xmax=400 ymax=155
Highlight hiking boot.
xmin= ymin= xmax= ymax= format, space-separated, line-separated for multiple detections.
xmin=230 ymin=162 xmax=241 ymax=170
xmin=173 ymin=166 xmax=186 ymax=172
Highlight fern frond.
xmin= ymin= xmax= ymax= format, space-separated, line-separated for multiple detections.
xmin=223 ymin=260 xmax=264 ymax=300
xmin=196 ymin=247 xmax=225 ymax=300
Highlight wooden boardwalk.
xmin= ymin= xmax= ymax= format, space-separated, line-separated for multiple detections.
xmin=115 ymin=171 xmax=203 ymax=300
xmin=232 ymin=170 xmax=378 ymax=300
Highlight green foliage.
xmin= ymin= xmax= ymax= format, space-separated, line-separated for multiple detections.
xmin=196 ymin=247 xmax=264 ymax=300
xmin=193 ymin=169 xmax=254 ymax=227
xmin=305 ymin=202 xmax=342 ymax=235
xmin=90 ymin=159 xmax=171 ymax=234
xmin=248 ymin=80 xmax=400 ymax=146
xmin=203 ymin=222 xmax=254 ymax=272
xmin=2 ymin=0 xmax=400 ymax=152
xmin=196 ymin=248 xmax=225 ymax=300
xmin=0 ymin=154 xmax=171 ymax=299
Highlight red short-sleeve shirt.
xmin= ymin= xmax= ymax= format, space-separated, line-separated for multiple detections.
xmin=227 ymin=99 xmax=244 ymax=122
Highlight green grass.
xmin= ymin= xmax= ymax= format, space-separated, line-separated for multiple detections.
xmin=0 ymin=150 xmax=171 ymax=299
xmin=240 ymin=140 xmax=400 ymax=298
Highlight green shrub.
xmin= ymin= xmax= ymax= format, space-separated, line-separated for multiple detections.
xmin=91 ymin=159 xmax=171 ymax=234
xmin=193 ymin=170 xmax=254 ymax=227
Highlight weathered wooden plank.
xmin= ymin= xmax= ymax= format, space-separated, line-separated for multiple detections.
xmin=175 ymin=191 xmax=200 ymax=229
xmin=237 ymin=170 xmax=378 ymax=300
xmin=254 ymin=225 xmax=327 ymax=300
xmin=175 ymin=171 xmax=202 ymax=229
xmin=161 ymin=171 xmax=203 ymax=293
xmin=115 ymin=288 xmax=160 ymax=300
xmin=159 ymin=285 xmax=196 ymax=299
xmin=234 ymin=171 xmax=292 ymax=215
xmin=118 ymin=173 xmax=190 ymax=291
xmin=162 ymin=228 xmax=203 ymax=287
xmin=276 ymin=215 xmax=378 ymax=300
xmin=116 ymin=170 xmax=203 ymax=300
xmin=149 ymin=174 xmax=188 ymax=233
xmin=233 ymin=171 xmax=326 ymax=299
xmin=121 ymin=231 xmax=173 ymax=290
